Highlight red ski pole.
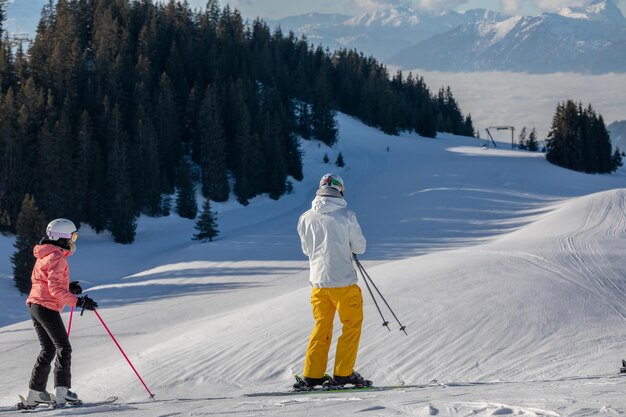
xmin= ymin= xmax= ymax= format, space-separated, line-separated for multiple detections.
xmin=93 ymin=309 xmax=155 ymax=398
xmin=67 ymin=306 xmax=74 ymax=337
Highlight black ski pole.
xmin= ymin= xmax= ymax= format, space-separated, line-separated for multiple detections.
xmin=354 ymin=256 xmax=408 ymax=335
xmin=354 ymin=255 xmax=390 ymax=331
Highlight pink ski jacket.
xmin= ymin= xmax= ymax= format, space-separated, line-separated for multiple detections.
xmin=26 ymin=244 xmax=78 ymax=312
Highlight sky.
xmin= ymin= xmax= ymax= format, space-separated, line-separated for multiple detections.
xmin=208 ymin=0 xmax=626 ymax=19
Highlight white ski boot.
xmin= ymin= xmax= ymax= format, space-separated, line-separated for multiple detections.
xmin=55 ymin=386 xmax=80 ymax=405
xmin=25 ymin=389 xmax=54 ymax=407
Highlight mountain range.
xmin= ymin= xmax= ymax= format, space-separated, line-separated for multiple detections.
xmin=273 ymin=0 xmax=626 ymax=74
xmin=271 ymin=8 xmax=507 ymax=62
xmin=5 ymin=0 xmax=626 ymax=73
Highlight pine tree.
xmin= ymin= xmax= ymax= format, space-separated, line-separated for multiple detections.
xmin=311 ymin=72 xmax=338 ymax=146
xmin=197 ymin=84 xmax=229 ymax=201
xmin=0 ymin=31 xmax=17 ymax=93
xmin=546 ymin=100 xmax=619 ymax=173
xmin=336 ymin=152 xmax=345 ymax=167
xmin=260 ymin=112 xmax=286 ymax=200
xmin=527 ymin=128 xmax=539 ymax=152
xmin=106 ymin=102 xmax=136 ymax=244
xmin=155 ymin=73 xmax=182 ymax=193
xmin=323 ymin=153 xmax=329 ymax=164
xmin=0 ymin=192 xmax=10 ymax=233
xmin=296 ymin=101 xmax=312 ymax=139
xmin=193 ymin=198 xmax=218 ymax=242
xmin=517 ymin=126 xmax=527 ymax=150
xmin=0 ymin=0 xmax=479 ymax=243
xmin=462 ymin=115 xmax=475 ymax=137
xmin=176 ymin=157 xmax=198 ymax=219
xmin=162 ymin=195 xmax=172 ymax=217
xmin=0 ymin=87 xmax=23 ymax=229
xmin=11 ymin=194 xmax=47 ymax=294
xmin=233 ymin=106 xmax=262 ymax=205
xmin=612 ymin=148 xmax=623 ymax=169
xmin=133 ymin=105 xmax=163 ymax=216
xmin=0 ymin=0 xmax=7 ymax=34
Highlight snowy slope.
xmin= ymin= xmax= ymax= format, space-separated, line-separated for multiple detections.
xmin=0 ymin=113 xmax=625 ymax=416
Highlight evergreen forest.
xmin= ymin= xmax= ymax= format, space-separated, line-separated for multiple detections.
xmin=546 ymin=100 xmax=622 ymax=174
xmin=0 ymin=0 xmax=475 ymax=243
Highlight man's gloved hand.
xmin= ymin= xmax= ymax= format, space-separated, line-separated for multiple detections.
xmin=69 ymin=281 xmax=83 ymax=295
xmin=76 ymin=295 xmax=98 ymax=311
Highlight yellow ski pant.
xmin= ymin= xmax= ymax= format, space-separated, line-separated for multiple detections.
xmin=304 ymin=284 xmax=363 ymax=379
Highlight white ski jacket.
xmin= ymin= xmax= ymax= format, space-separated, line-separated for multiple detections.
xmin=297 ymin=196 xmax=366 ymax=288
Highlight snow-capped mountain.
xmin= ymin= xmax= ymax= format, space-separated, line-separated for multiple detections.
xmin=271 ymin=7 xmax=507 ymax=61
xmin=274 ymin=0 xmax=626 ymax=73
xmin=558 ymin=0 xmax=625 ymax=24
xmin=608 ymin=120 xmax=626 ymax=151
xmin=10 ymin=0 xmax=624 ymax=73
xmin=388 ymin=0 xmax=626 ymax=73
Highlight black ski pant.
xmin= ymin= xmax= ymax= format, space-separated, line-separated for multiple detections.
xmin=29 ymin=303 xmax=72 ymax=391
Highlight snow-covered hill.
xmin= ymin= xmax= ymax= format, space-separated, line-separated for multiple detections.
xmin=0 ymin=114 xmax=625 ymax=416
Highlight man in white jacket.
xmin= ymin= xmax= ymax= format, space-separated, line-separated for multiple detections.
xmin=296 ymin=173 xmax=369 ymax=389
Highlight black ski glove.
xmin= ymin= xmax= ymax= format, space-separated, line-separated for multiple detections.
xmin=69 ymin=281 xmax=83 ymax=295
xmin=76 ymin=295 xmax=98 ymax=311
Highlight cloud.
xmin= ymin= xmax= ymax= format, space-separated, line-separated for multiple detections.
xmin=224 ymin=0 xmax=254 ymax=10
xmin=349 ymin=0 xmax=410 ymax=12
xmin=415 ymin=70 xmax=626 ymax=141
xmin=531 ymin=0 xmax=591 ymax=12
xmin=416 ymin=0 xmax=469 ymax=12
xmin=501 ymin=0 xmax=524 ymax=14
xmin=496 ymin=0 xmax=600 ymax=15
xmin=349 ymin=0 xmax=469 ymax=13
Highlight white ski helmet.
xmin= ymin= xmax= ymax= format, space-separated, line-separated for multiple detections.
xmin=319 ymin=173 xmax=345 ymax=195
xmin=46 ymin=218 xmax=78 ymax=242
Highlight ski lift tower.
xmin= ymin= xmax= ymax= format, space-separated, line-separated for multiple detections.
xmin=8 ymin=33 xmax=33 ymax=49
xmin=485 ymin=126 xmax=515 ymax=149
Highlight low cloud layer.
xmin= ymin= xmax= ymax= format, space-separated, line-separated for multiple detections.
xmin=499 ymin=0 xmax=611 ymax=14
xmin=413 ymin=70 xmax=626 ymax=141
xmin=349 ymin=0 xmax=468 ymax=13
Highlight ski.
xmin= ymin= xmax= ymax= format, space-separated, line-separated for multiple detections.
xmin=15 ymin=395 xmax=118 ymax=413
xmin=245 ymin=379 xmax=446 ymax=397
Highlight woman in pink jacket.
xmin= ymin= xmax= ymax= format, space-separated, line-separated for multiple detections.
xmin=24 ymin=218 xmax=98 ymax=407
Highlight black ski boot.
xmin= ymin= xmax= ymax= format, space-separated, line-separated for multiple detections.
xmin=292 ymin=374 xmax=330 ymax=391
xmin=324 ymin=371 xmax=372 ymax=387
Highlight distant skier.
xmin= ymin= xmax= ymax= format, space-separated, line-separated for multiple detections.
xmin=23 ymin=219 xmax=98 ymax=407
xmin=295 ymin=173 xmax=369 ymax=389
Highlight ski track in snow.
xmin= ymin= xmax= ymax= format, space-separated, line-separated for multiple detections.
xmin=1 ymin=113 xmax=626 ymax=416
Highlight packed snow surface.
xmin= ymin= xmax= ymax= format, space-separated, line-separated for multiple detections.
xmin=1 ymin=113 xmax=625 ymax=416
